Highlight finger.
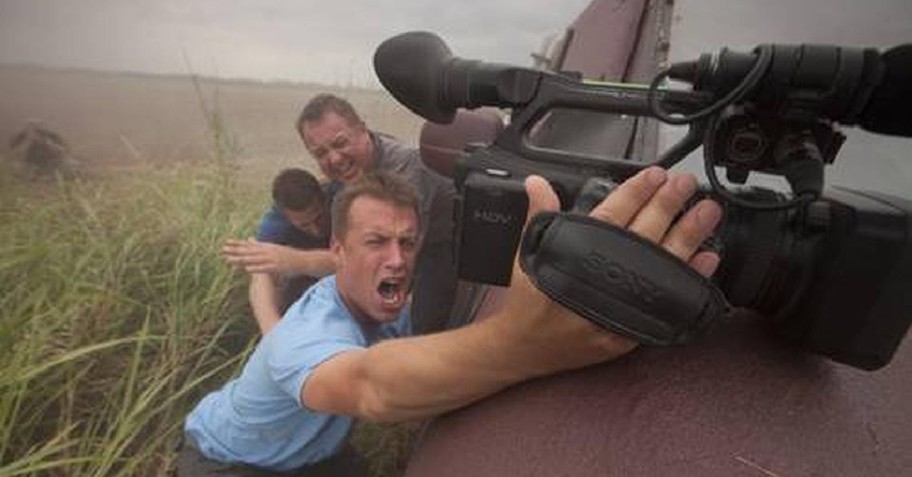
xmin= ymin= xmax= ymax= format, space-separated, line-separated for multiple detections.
xmin=222 ymin=241 xmax=252 ymax=255
xmin=688 ymin=250 xmax=721 ymax=278
xmin=223 ymin=255 xmax=250 ymax=266
xmin=626 ymin=173 xmax=698 ymax=243
xmin=245 ymin=264 xmax=272 ymax=274
xmin=508 ymin=176 xmax=561 ymax=287
xmin=524 ymin=175 xmax=560 ymax=220
xmin=661 ymin=199 xmax=723 ymax=262
xmin=589 ymin=166 xmax=667 ymax=227
xmin=222 ymin=249 xmax=254 ymax=262
xmin=223 ymin=238 xmax=249 ymax=249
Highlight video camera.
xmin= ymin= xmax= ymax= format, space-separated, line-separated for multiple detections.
xmin=374 ymin=31 xmax=912 ymax=370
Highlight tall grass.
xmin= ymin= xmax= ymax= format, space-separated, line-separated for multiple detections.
xmin=0 ymin=161 xmax=261 ymax=476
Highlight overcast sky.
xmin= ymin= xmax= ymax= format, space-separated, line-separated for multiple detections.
xmin=4 ymin=0 xmax=909 ymax=87
xmin=0 ymin=0 xmax=592 ymax=87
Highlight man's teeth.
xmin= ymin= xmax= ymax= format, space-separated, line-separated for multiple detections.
xmin=378 ymin=280 xmax=403 ymax=305
xmin=337 ymin=162 xmax=354 ymax=176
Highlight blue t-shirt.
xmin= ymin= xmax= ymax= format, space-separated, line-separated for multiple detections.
xmin=255 ymin=205 xmax=329 ymax=250
xmin=184 ymin=276 xmax=411 ymax=471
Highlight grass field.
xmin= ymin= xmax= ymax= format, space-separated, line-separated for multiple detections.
xmin=0 ymin=160 xmax=258 ymax=476
xmin=0 ymin=65 xmax=423 ymax=476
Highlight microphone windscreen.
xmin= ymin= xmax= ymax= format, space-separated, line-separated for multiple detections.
xmin=859 ymin=44 xmax=912 ymax=137
xmin=374 ymin=31 xmax=456 ymax=123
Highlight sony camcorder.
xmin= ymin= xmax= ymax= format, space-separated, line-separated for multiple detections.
xmin=374 ymin=31 xmax=912 ymax=370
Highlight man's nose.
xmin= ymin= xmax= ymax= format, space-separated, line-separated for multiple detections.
xmin=384 ymin=243 xmax=407 ymax=269
xmin=326 ymin=149 xmax=345 ymax=167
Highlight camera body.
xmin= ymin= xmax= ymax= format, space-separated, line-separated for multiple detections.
xmin=445 ymin=48 xmax=912 ymax=370
xmin=455 ymin=146 xmax=912 ymax=370
xmin=453 ymin=144 xmax=593 ymax=285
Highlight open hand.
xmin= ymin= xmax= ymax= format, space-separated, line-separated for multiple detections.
xmin=498 ymin=166 xmax=723 ymax=374
xmin=222 ymin=238 xmax=301 ymax=275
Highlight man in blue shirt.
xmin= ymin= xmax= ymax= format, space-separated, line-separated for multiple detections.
xmin=256 ymin=168 xmax=329 ymax=252
xmin=182 ymin=163 xmax=724 ymax=475
xmin=181 ymin=172 xmax=419 ymax=475
xmin=238 ymin=168 xmax=331 ymax=334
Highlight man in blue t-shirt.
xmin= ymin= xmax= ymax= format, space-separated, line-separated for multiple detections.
xmin=181 ymin=172 xmax=420 ymax=475
xmin=181 ymin=163 xmax=725 ymax=475
xmin=231 ymin=169 xmax=331 ymax=334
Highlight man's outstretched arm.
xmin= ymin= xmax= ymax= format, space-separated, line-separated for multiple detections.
xmin=223 ymin=238 xmax=336 ymax=277
xmin=248 ymin=273 xmax=283 ymax=334
xmin=303 ymin=167 xmax=723 ymax=422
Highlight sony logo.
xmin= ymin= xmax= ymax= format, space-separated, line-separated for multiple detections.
xmin=472 ymin=209 xmax=514 ymax=225
xmin=582 ymin=251 xmax=661 ymax=306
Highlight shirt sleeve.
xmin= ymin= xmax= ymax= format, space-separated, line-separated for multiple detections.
xmin=269 ymin=332 xmax=362 ymax=408
xmin=263 ymin=286 xmax=365 ymax=406
xmin=255 ymin=206 xmax=291 ymax=243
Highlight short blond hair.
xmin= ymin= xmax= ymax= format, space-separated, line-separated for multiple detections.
xmin=330 ymin=171 xmax=421 ymax=240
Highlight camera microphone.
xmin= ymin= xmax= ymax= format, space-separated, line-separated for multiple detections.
xmin=859 ymin=44 xmax=912 ymax=137
xmin=374 ymin=31 xmax=533 ymax=124
xmin=376 ymin=31 xmax=912 ymax=139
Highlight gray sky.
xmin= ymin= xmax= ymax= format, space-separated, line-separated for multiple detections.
xmin=0 ymin=0 xmax=591 ymax=87
xmin=670 ymin=0 xmax=912 ymax=60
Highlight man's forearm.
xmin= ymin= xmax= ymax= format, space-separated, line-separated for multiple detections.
xmin=286 ymin=249 xmax=336 ymax=277
xmin=222 ymin=240 xmax=337 ymax=276
xmin=304 ymin=308 xmax=633 ymax=422
xmin=249 ymin=273 xmax=282 ymax=334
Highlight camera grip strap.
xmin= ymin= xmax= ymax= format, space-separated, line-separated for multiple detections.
xmin=519 ymin=212 xmax=730 ymax=345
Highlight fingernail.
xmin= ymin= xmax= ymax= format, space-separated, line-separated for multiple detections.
xmin=646 ymin=167 xmax=666 ymax=186
xmin=675 ymin=175 xmax=697 ymax=195
xmin=696 ymin=201 xmax=722 ymax=227
xmin=694 ymin=252 xmax=721 ymax=277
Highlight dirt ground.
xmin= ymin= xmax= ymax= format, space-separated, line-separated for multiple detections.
xmin=0 ymin=64 xmax=423 ymax=183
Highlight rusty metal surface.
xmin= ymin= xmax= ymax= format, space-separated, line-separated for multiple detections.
xmin=558 ymin=0 xmax=648 ymax=81
xmin=406 ymin=309 xmax=912 ymax=476
xmin=530 ymin=0 xmax=662 ymax=163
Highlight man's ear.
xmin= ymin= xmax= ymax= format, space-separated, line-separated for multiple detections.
xmin=330 ymin=236 xmax=343 ymax=263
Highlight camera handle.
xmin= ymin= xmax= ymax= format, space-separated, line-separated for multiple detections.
xmin=520 ymin=211 xmax=730 ymax=345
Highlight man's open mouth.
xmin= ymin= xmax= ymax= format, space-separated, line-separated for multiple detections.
xmin=377 ymin=278 xmax=407 ymax=307
xmin=335 ymin=161 xmax=357 ymax=180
